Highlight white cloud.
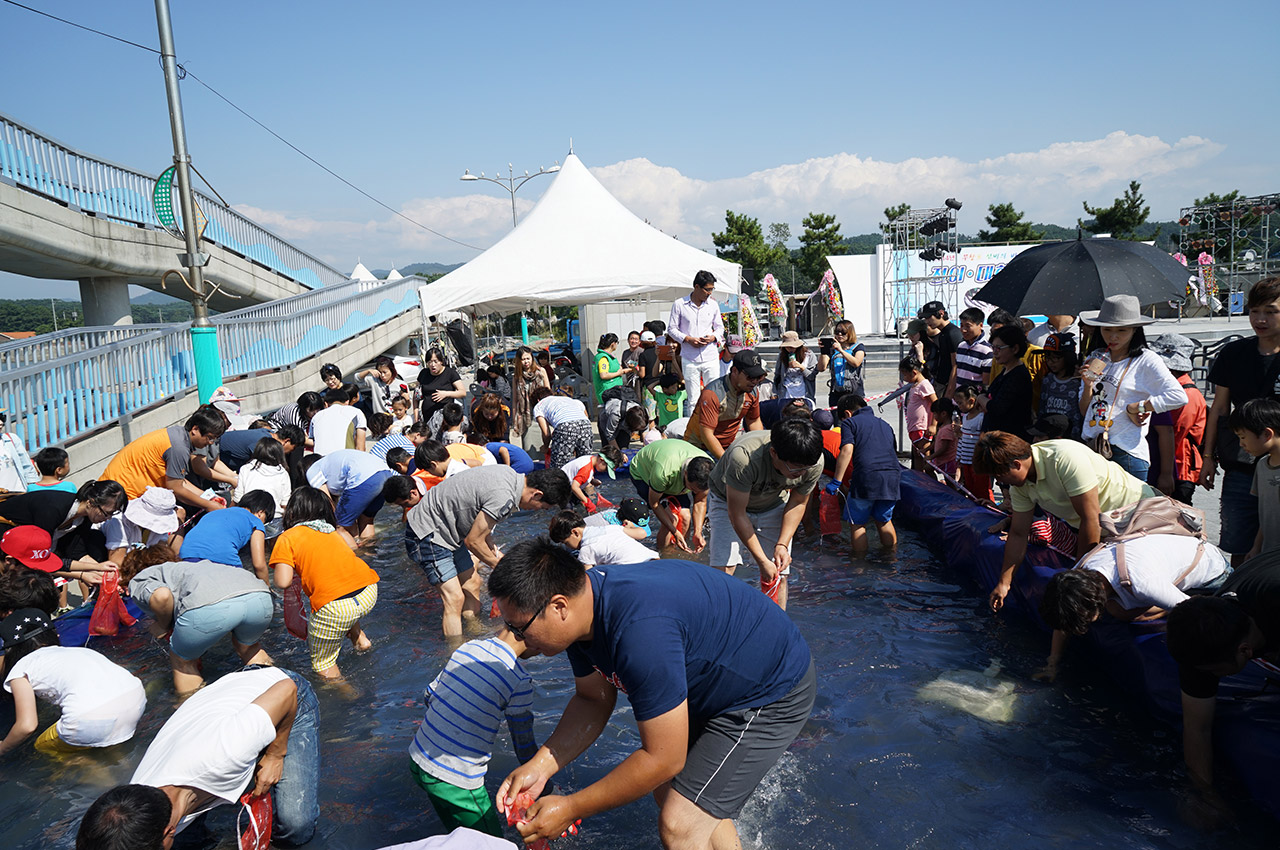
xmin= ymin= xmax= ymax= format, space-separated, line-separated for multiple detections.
xmin=235 ymin=131 xmax=1226 ymax=270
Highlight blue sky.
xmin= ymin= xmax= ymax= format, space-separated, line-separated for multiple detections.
xmin=1 ymin=0 xmax=1274 ymax=299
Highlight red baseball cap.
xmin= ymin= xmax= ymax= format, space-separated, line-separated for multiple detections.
xmin=0 ymin=526 xmax=61 ymax=572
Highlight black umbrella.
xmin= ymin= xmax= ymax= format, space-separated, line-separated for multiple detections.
xmin=974 ymin=237 xmax=1193 ymax=316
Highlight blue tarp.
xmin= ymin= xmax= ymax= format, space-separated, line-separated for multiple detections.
xmin=899 ymin=467 xmax=1280 ymax=817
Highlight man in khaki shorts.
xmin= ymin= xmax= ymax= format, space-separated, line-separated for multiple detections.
xmin=707 ymin=418 xmax=824 ymax=609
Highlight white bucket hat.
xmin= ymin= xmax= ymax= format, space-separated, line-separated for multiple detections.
xmin=124 ymin=486 xmax=180 ymax=534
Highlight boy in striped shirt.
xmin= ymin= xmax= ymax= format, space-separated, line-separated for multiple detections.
xmin=408 ymin=627 xmax=540 ymax=835
xmin=947 ymin=307 xmax=993 ymax=399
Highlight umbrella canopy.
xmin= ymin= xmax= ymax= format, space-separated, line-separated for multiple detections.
xmin=974 ymin=238 xmax=1193 ymax=316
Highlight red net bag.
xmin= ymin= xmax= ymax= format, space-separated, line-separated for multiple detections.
xmin=818 ymin=491 xmax=843 ymax=536
xmin=237 ymin=791 xmax=273 ymax=850
xmin=282 ymin=582 xmax=309 ymax=640
xmin=89 ymin=568 xmax=137 ymax=636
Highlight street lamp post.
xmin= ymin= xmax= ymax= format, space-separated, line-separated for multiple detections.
xmin=460 ymin=161 xmax=560 ymax=342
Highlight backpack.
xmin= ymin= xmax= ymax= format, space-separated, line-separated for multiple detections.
xmin=1088 ymin=495 xmax=1208 ymax=589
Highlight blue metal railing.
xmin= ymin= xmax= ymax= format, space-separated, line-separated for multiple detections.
xmin=0 ymin=278 xmax=425 ymax=451
xmin=0 ymin=111 xmax=348 ymax=290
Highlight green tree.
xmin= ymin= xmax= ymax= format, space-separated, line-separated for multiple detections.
xmin=880 ymin=202 xmax=911 ymax=235
xmin=1193 ymin=190 xmax=1240 ymax=207
xmin=797 ymin=212 xmax=844 ymax=283
xmin=977 ymin=203 xmax=1042 ymax=243
xmin=767 ymin=222 xmax=791 ymax=253
xmin=1082 ymin=180 xmax=1151 ymax=240
xmin=712 ymin=210 xmax=786 ymax=275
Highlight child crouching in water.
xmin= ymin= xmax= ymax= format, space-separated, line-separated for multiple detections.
xmin=0 ymin=608 xmax=146 ymax=756
xmin=408 ymin=625 xmax=539 ymax=836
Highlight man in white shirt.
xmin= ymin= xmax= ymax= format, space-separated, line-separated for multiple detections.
xmin=667 ymin=270 xmax=725 ymax=413
xmin=1027 ymin=314 xmax=1079 ymax=347
xmin=309 ymin=387 xmax=367 ymax=454
xmin=77 ymin=666 xmax=320 ymax=847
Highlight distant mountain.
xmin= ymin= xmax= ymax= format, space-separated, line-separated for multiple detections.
xmin=370 ymin=262 xmax=465 ymax=279
xmin=132 ymin=291 xmax=189 ymax=305
xmin=836 ymin=220 xmax=1180 ymax=254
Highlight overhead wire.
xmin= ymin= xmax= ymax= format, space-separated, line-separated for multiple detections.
xmin=1 ymin=0 xmax=482 ymax=252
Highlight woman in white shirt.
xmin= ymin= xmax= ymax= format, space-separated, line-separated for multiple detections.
xmin=234 ymin=438 xmax=291 ymax=519
xmin=1078 ymin=295 xmax=1187 ymax=480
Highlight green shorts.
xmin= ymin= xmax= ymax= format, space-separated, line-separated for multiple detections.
xmin=409 ymin=760 xmax=503 ymax=837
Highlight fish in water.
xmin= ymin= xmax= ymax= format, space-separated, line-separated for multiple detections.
xmin=916 ymin=660 xmax=1017 ymax=723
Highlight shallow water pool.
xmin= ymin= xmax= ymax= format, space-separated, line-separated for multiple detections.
xmin=1 ymin=478 xmax=1270 ymax=849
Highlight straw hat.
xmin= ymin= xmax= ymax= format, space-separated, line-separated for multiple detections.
xmin=779 ymin=331 xmax=805 ymax=350
xmin=124 ymin=486 xmax=180 ymax=534
xmin=1077 ymin=294 xmax=1156 ymax=327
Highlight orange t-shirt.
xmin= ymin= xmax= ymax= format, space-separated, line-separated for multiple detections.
xmin=270 ymin=526 xmax=379 ymax=611
xmin=102 ymin=426 xmax=188 ymax=499
xmin=446 ymin=443 xmax=490 ymax=467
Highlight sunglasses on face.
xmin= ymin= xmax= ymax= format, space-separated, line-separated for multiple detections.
xmin=505 ymin=605 xmax=544 ymax=641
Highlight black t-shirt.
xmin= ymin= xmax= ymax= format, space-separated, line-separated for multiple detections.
xmin=637 ymin=348 xmax=660 ymax=387
xmin=0 ymin=489 xmax=76 ymax=534
xmin=417 ymin=366 xmax=464 ymax=423
xmin=1206 ymin=338 xmax=1280 ymax=471
xmin=983 ymin=363 xmax=1033 ymax=440
xmin=927 ymin=323 xmax=963 ymax=388
xmin=1178 ymin=550 xmax=1280 ymax=698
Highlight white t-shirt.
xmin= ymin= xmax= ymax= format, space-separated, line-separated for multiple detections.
xmin=560 ymin=456 xmax=595 ymax=485
xmin=309 ymin=405 xmax=367 ymax=455
xmin=234 ymin=462 xmax=292 ymax=518
xmin=102 ymin=515 xmax=171 ymax=551
xmin=577 ymin=526 xmax=658 ymax=567
xmin=4 ymin=646 xmax=146 ymax=747
xmin=132 ymin=667 xmax=288 ymax=831
xmin=1079 ymin=349 xmax=1187 ymax=461
xmin=1076 ymin=533 xmax=1229 ymax=611
xmin=663 ymin=416 xmax=691 ymax=439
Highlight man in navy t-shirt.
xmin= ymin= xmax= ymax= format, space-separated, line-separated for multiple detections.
xmin=488 ymin=539 xmax=815 ymax=848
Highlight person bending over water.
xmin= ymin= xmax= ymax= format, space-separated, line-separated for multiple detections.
xmin=490 ymin=538 xmax=815 ymax=850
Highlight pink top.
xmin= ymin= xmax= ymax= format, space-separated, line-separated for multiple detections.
xmin=905 ymin=380 xmax=935 ymax=433
xmin=932 ymin=422 xmax=958 ymax=467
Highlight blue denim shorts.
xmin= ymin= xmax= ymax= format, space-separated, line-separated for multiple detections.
xmin=335 ymin=470 xmax=394 ymax=527
xmin=405 ymin=527 xmax=474 ymax=586
xmin=844 ymin=498 xmax=895 ymax=525
xmin=169 ymin=591 xmax=274 ymax=660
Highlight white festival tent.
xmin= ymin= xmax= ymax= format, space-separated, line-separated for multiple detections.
xmin=416 ymin=153 xmax=741 ymax=320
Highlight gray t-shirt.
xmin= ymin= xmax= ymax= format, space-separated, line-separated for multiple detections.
xmin=129 ymin=560 xmax=270 ymax=617
xmin=708 ymin=430 xmax=822 ymax=513
xmin=406 ymin=465 xmax=524 ymax=550
xmin=1252 ymin=457 xmax=1280 ymax=552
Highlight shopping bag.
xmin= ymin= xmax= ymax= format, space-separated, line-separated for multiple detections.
xmin=237 ymin=791 xmax=273 ymax=850
xmin=89 ymin=568 xmax=137 ymax=636
xmin=282 ymin=582 xmax=309 ymax=640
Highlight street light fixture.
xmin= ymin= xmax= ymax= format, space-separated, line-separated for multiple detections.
xmin=459 ymin=161 xmax=561 ymax=228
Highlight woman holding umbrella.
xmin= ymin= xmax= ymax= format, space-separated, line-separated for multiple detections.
xmin=1077 ymin=295 xmax=1186 ymax=479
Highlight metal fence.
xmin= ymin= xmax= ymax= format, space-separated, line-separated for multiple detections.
xmin=0 ymin=278 xmax=425 ymax=451
xmin=0 ymin=110 xmax=348 ymax=289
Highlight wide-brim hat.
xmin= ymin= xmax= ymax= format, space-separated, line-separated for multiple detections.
xmin=1150 ymin=333 xmax=1195 ymax=373
xmin=1077 ymin=294 xmax=1156 ymax=327
xmin=779 ymin=331 xmax=804 ymax=350
xmin=124 ymin=486 xmax=180 ymax=534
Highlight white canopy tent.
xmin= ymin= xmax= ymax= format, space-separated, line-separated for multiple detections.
xmin=417 ymin=153 xmax=740 ymax=320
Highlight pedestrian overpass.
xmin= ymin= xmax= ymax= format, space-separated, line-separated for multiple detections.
xmin=0 ymin=275 xmax=425 ymax=478
xmin=0 ymin=111 xmax=349 ymax=324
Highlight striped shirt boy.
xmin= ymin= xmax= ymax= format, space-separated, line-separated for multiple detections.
xmin=954 ymin=333 xmax=993 ymax=389
xmin=408 ymin=636 xmax=535 ymax=790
